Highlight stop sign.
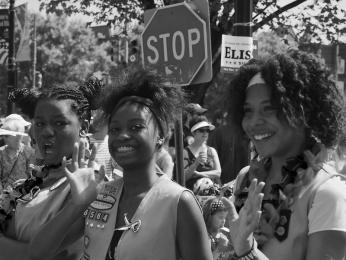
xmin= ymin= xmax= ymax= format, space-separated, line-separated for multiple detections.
xmin=141 ymin=3 xmax=207 ymax=86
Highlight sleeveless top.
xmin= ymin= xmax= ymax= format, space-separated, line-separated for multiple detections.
xmin=184 ymin=146 xmax=216 ymax=189
xmin=14 ymin=169 xmax=82 ymax=260
xmin=81 ymin=174 xmax=191 ymax=260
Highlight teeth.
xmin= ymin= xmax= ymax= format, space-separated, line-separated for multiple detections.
xmin=117 ymin=146 xmax=134 ymax=153
xmin=253 ymin=133 xmax=273 ymax=140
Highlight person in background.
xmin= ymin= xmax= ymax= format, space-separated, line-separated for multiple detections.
xmin=183 ymin=103 xmax=208 ymax=146
xmin=89 ymin=109 xmax=122 ymax=180
xmin=0 ymin=77 xmax=103 ymax=260
xmin=184 ymin=115 xmax=221 ymax=192
xmin=202 ymin=197 xmax=233 ymax=260
xmin=0 ymin=114 xmax=35 ymax=191
xmin=229 ymin=50 xmax=346 ymax=260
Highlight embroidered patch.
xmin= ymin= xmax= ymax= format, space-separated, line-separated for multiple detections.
xmin=88 ymin=210 xmax=96 ymax=219
xmin=102 ymin=213 xmax=109 ymax=222
xmin=90 ymin=194 xmax=116 ymax=210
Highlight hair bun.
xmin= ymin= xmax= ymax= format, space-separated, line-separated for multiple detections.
xmin=8 ymin=88 xmax=40 ymax=119
xmin=79 ymin=76 xmax=103 ymax=110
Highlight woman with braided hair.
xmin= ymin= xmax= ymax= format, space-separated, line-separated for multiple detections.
xmin=228 ymin=49 xmax=346 ymax=260
xmin=0 ymin=77 xmax=104 ymax=260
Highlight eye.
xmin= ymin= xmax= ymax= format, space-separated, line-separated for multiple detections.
xmin=263 ymin=105 xmax=277 ymax=115
xmin=55 ymin=121 xmax=67 ymax=126
xmin=34 ymin=121 xmax=44 ymax=128
xmin=130 ymin=124 xmax=145 ymax=131
xmin=243 ymin=107 xmax=253 ymax=117
xmin=108 ymin=127 xmax=120 ymax=135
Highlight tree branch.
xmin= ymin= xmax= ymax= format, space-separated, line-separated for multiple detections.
xmin=253 ymin=0 xmax=306 ymax=31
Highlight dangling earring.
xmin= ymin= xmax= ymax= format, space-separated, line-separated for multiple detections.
xmin=157 ymin=138 xmax=164 ymax=146
xmin=79 ymin=130 xmax=87 ymax=138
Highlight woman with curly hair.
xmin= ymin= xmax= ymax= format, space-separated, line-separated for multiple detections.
xmin=229 ymin=49 xmax=346 ymax=260
xmin=0 ymin=77 xmax=103 ymax=260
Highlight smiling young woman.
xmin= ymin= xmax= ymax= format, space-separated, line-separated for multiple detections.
xmin=228 ymin=50 xmax=346 ymax=260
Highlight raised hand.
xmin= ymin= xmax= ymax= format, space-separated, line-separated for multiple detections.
xmin=224 ymin=178 xmax=265 ymax=256
xmin=63 ymin=142 xmax=103 ymax=207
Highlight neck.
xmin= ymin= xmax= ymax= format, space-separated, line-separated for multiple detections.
xmin=190 ymin=140 xmax=206 ymax=149
xmin=122 ymin=159 xmax=159 ymax=196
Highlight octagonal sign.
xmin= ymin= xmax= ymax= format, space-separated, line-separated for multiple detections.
xmin=141 ymin=3 xmax=207 ymax=86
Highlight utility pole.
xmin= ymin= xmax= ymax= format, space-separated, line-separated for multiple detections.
xmin=233 ymin=0 xmax=253 ymax=165
xmin=233 ymin=0 xmax=253 ymax=37
xmin=32 ymin=14 xmax=36 ymax=88
xmin=7 ymin=0 xmax=15 ymax=114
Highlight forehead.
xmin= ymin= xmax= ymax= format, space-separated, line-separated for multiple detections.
xmin=110 ymin=102 xmax=153 ymax=123
xmin=35 ymin=99 xmax=76 ymax=117
xmin=244 ymin=84 xmax=271 ymax=104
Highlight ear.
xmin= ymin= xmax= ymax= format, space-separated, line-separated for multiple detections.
xmin=156 ymin=136 xmax=165 ymax=149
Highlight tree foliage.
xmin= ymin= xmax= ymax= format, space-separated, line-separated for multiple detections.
xmin=36 ymin=0 xmax=346 ymax=113
xmin=15 ymin=13 xmax=118 ymax=89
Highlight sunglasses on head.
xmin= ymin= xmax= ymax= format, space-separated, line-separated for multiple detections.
xmin=196 ymin=127 xmax=210 ymax=133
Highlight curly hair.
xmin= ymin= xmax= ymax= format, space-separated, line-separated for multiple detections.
xmin=9 ymin=76 xmax=103 ymax=122
xmin=228 ymin=49 xmax=344 ymax=148
xmin=101 ymin=68 xmax=185 ymax=138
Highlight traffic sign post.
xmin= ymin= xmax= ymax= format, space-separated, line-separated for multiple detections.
xmin=142 ymin=2 xmax=208 ymax=87
xmin=141 ymin=2 xmax=212 ymax=186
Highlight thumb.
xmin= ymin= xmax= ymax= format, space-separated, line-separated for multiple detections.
xmin=63 ymin=156 xmax=73 ymax=181
xmin=96 ymin=165 xmax=106 ymax=184
xmin=223 ymin=198 xmax=239 ymax=222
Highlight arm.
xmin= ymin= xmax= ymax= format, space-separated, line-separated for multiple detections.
xmin=176 ymin=191 xmax=213 ymax=260
xmin=306 ymin=231 xmax=346 ymax=260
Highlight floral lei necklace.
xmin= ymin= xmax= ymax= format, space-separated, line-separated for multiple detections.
xmin=234 ymin=144 xmax=323 ymax=246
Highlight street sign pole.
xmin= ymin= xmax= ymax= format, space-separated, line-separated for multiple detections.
xmin=234 ymin=0 xmax=253 ymax=163
xmin=174 ymin=108 xmax=185 ymax=186
xmin=141 ymin=3 xmax=211 ymax=186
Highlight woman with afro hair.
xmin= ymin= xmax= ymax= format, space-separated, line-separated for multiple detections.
xmin=229 ymin=49 xmax=346 ymax=260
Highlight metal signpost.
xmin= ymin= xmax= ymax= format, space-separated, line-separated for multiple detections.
xmin=141 ymin=2 xmax=212 ymax=186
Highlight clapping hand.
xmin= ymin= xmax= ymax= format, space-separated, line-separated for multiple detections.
xmin=224 ymin=179 xmax=265 ymax=256
xmin=63 ymin=141 xmax=105 ymax=207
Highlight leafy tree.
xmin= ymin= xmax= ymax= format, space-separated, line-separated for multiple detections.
xmin=14 ymin=13 xmax=118 ymax=91
xmin=36 ymin=0 xmax=346 ymax=106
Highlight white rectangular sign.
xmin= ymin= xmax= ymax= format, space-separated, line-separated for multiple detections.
xmin=221 ymin=35 xmax=253 ymax=73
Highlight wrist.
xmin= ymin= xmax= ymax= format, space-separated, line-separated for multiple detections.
xmin=234 ymin=236 xmax=255 ymax=257
xmin=234 ymin=238 xmax=258 ymax=260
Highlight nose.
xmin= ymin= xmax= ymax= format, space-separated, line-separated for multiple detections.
xmin=39 ymin=124 xmax=55 ymax=137
xmin=245 ymin=111 xmax=265 ymax=128
xmin=116 ymin=129 xmax=131 ymax=141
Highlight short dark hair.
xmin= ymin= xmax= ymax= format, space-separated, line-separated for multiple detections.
xmin=228 ymin=49 xmax=343 ymax=148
